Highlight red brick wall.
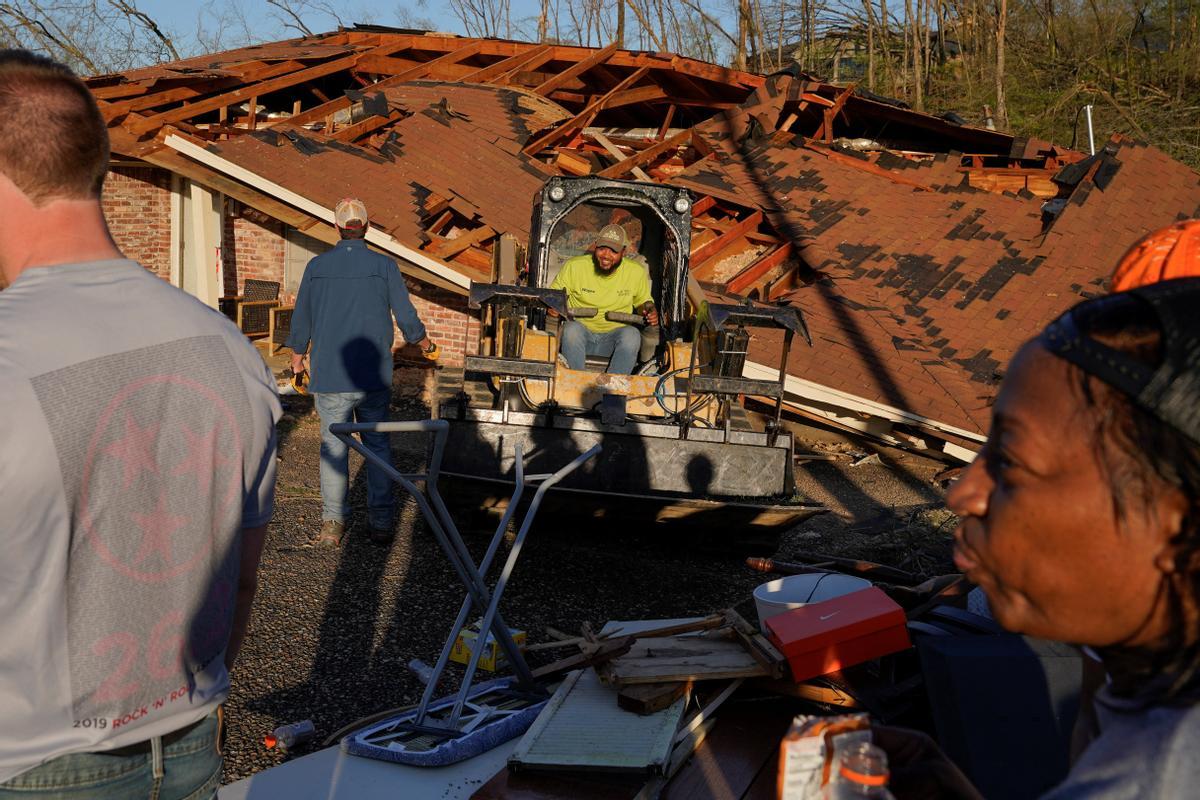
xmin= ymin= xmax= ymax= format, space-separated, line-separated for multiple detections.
xmin=409 ymin=282 xmax=479 ymax=367
xmin=223 ymin=204 xmax=286 ymax=297
xmin=101 ymin=174 xmax=479 ymax=365
xmin=102 ymin=167 xmax=172 ymax=279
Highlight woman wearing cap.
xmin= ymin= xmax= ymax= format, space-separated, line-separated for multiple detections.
xmin=876 ymin=274 xmax=1200 ymax=798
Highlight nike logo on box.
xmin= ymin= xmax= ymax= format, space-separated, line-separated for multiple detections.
xmin=819 ymin=612 xmax=839 ymax=621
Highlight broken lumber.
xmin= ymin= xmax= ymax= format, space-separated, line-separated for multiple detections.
xmin=721 ymin=608 xmax=787 ymax=679
xmin=618 ymin=681 xmax=693 ymax=715
xmin=591 ymin=133 xmax=651 ymax=181
xmin=530 ymin=635 xmax=635 ymax=682
xmin=602 ymin=636 xmax=769 ymax=686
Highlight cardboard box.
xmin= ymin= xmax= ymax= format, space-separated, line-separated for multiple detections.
xmin=764 ymin=587 xmax=910 ymax=683
xmin=449 ymin=625 xmax=527 ymax=672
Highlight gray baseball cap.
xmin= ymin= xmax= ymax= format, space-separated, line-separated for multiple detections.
xmin=593 ymin=224 xmax=627 ymax=252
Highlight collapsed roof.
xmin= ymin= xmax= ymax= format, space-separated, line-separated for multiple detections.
xmin=89 ymin=26 xmax=1200 ymax=456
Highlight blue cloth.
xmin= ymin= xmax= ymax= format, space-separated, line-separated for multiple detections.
xmin=286 ymin=239 xmax=427 ymax=393
xmin=0 ymin=711 xmax=220 ymax=799
xmin=560 ymin=320 xmax=641 ymax=374
xmin=315 ymin=390 xmax=394 ymax=527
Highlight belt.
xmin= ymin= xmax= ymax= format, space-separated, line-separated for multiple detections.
xmin=105 ymin=712 xmax=214 ymax=757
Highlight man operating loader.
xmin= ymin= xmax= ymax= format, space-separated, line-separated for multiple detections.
xmin=551 ymin=224 xmax=659 ymax=374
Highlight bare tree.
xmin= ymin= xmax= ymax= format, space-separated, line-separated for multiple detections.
xmin=446 ymin=0 xmax=511 ymax=38
xmin=0 ymin=0 xmax=181 ymax=72
xmin=994 ymin=0 xmax=1007 ymax=125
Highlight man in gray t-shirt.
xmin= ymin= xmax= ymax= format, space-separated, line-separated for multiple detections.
xmin=0 ymin=52 xmax=279 ymax=798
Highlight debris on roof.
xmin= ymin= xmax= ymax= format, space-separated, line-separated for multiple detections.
xmin=89 ymin=27 xmax=1200 ymax=457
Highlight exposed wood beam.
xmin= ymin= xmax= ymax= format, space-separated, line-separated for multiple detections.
xmin=597 ymin=128 xmax=691 ymax=178
xmin=813 ymin=83 xmax=857 ymax=143
xmin=666 ymin=55 xmax=760 ymax=88
xmin=492 ymin=49 xmax=557 ymax=85
xmin=591 ymin=133 xmax=651 ymax=181
xmin=804 ymin=142 xmax=934 ymax=191
xmin=352 ymin=53 xmax=423 ymax=75
xmin=125 ymin=42 xmax=413 ymax=135
xmin=725 ymin=242 xmax=793 ymax=296
xmin=660 ymin=68 xmax=708 ymax=99
xmin=657 ymin=104 xmax=677 ymax=140
xmin=102 ymin=77 xmax=242 ymax=116
xmin=602 ymin=84 xmax=667 ymax=110
xmin=546 ymin=89 xmax=587 ymax=105
xmin=429 ymin=225 xmax=497 ymax=259
xmin=354 ymin=54 xmax=424 ymax=76
xmin=692 ymin=195 xmax=717 ymax=215
xmin=286 ymin=46 xmax=486 ymax=129
xmin=91 ymin=82 xmax=151 ymax=100
xmin=328 ymin=109 xmax=404 ymax=142
xmin=532 ymin=41 xmax=620 ymax=96
xmin=690 ymin=210 xmax=764 ymax=271
xmin=555 ymin=148 xmax=594 ymax=175
xmin=355 ymin=41 xmax=483 ymax=83
xmin=587 ymin=63 xmax=623 ymax=89
xmin=523 ymin=65 xmax=649 ymax=155
xmin=662 ymin=99 xmax=739 ymax=110
xmin=460 ymin=44 xmax=551 ymax=84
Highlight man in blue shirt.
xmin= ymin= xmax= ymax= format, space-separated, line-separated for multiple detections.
xmin=286 ymin=198 xmax=437 ymax=547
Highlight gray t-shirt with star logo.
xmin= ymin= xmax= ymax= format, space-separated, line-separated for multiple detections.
xmin=0 ymin=259 xmax=280 ymax=782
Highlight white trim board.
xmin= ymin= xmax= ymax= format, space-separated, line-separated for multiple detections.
xmin=163 ymin=134 xmax=472 ymax=292
xmin=743 ymin=359 xmax=987 ymax=445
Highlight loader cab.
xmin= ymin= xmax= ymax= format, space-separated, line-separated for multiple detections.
xmin=528 ymin=176 xmax=694 ymax=352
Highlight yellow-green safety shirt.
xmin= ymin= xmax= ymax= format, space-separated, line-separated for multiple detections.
xmin=551 ymin=255 xmax=652 ymax=334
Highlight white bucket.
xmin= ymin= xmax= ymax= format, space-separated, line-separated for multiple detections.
xmin=753 ymin=573 xmax=873 ymax=633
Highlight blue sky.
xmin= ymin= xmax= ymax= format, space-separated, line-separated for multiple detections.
xmin=136 ymin=0 xmax=552 ymax=56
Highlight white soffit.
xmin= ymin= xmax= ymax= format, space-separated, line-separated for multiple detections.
xmin=162 ymin=134 xmax=471 ymax=292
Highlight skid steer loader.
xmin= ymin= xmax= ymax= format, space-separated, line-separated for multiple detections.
xmin=436 ymin=176 xmax=822 ymax=535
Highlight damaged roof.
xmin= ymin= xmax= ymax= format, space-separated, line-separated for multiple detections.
xmin=90 ymin=29 xmax=1200 ymax=450
xmin=674 ymin=73 xmax=1200 ymax=437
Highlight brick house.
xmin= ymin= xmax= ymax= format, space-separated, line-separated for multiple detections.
xmin=88 ymin=28 xmax=1200 ymax=458
xmin=101 ymin=165 xmax=479 ymax=366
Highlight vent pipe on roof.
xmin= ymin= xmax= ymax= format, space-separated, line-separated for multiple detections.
xmin=1084 ymin=105 xmax=1096 ymax=155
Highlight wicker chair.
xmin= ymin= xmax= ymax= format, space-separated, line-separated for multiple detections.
xmin=221 ymin=279 xmax=281 ymax=339
xmin=268 ymin=305 xmax=294 ymax=356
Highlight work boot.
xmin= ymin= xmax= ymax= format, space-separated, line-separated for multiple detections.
xmin=312 ymin=520 xmax=345 ymax=548
xmin=368 ymin=523 xmax=394 ymax=546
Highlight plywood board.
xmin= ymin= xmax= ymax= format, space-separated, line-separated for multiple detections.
xmin=510 ymin=669 xmax=686 ymax=774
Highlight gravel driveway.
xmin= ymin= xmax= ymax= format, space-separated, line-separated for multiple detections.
xmin=221 ymin=383 xmax=954 ymax=784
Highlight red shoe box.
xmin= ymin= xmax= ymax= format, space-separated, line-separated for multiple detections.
xmin=764 ymin=587 xmax=911 ymax=683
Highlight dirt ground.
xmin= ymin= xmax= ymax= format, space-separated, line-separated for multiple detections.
xmin=220 ymin=374 xmax=958 ymax=785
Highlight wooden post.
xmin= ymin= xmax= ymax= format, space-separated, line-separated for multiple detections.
xmin=188 ymin=182 xmax=223 ymax=309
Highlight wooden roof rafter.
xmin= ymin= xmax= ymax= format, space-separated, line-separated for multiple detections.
xmin=353 ymin=41 xmax=483 ymax=82
xmin=522 ymin=65 xmax=651 ymax=155
xmin=532 ymin=41 xmax=621 ymax=96
xmin=123 ymin=40 xmax=416 ymax=136
xmin=595 ymin=128 xmax=693 ymax=178
xmin=459 ymin=43 xmax=553 ymax=84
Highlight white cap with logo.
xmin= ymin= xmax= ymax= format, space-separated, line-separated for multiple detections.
xmin=334 ymin=197 xmax=368 ymax=230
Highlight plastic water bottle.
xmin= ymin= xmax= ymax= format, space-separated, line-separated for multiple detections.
xmin=827 ymin=742 xmax=895 ymax=798
xmin=263 ymin=720 xmax=315 ymax=751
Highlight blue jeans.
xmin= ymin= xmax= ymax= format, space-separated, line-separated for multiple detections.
xmin=560 ymin=321 xmax=642 ymax=374
xmin=315 ymin=390 xmax=394 ymax=528
xmin=0 ymin=711 xmax=220 ymax=799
